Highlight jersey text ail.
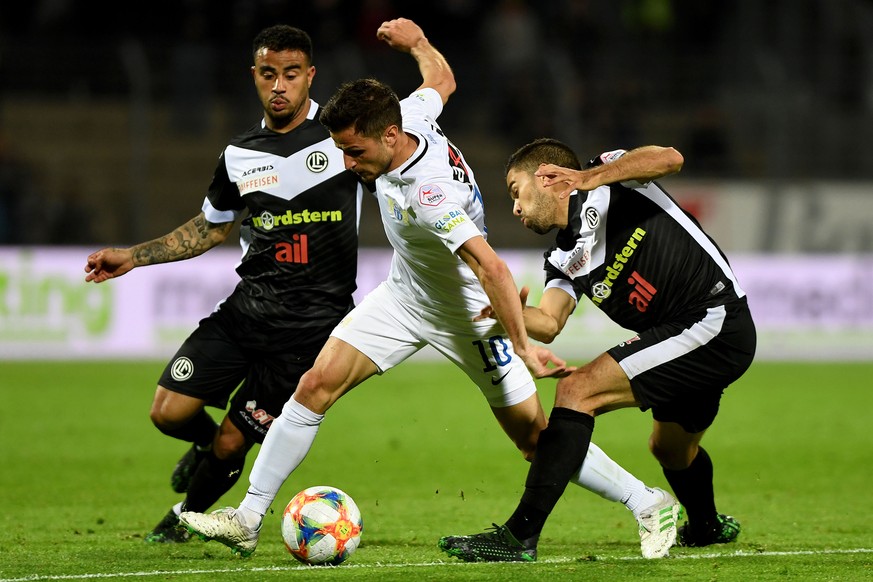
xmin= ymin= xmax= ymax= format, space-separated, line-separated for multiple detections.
xmin=275 ymin=234 xmax=308 ymax=263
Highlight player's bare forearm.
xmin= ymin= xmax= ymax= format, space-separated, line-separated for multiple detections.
xmin=478 ymin=261 xmax=531 ymax=355
xmin=538 ymin=146 xmax=683 ymax=194
xmin=522 ymin=306 xmax=562 ymax=344
xmin=459 ymin=239 xmax=529 ymax=352
xmin=470 ymin=259 xmax=573 ymax=378
xmin=377 ymin=18 xmax=455 ymax=104
xmin=526 ymin=287 xmax=576 ymax=343
xmin=130 ymin=213 xmax=232 ymax=267
xmin=409 ymin=39 xmax=455 ymax=103
xmin=595 ymin=145 xmax=683 ymax=184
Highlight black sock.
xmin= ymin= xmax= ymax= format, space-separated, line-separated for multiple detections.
xmin=505 ymin=407 xmax=594 ymax=541
xmin=182 ymin=452 xmax=246 ymax=513
xmin=156 ymin=409 xmax=218 ymax=447
xmin=662 ymin=446 xmax=716 ymax=530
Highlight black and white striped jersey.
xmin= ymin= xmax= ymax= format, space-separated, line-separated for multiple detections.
xmin=543 ymin=149 xmax=746 ymax=332
xmin=202 ymin=100 xmax=363 ymax=326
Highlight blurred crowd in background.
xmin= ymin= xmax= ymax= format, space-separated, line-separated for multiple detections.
xmin=2 ymin=0 xmax=873 ymax=246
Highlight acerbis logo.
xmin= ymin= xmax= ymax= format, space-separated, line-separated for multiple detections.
xmin=306 ymin=151 xmax=328 ymax=172
xmin=170 ymin=357 xmax=194 ymax=381
xmin=585 ymin=207 xmax=600 ymax=229
xmin=242 ymin=164 xmax=274 ymax=177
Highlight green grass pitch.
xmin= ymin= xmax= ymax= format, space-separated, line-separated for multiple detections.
xmin=1 ymin=360 xmax=871 ymax=581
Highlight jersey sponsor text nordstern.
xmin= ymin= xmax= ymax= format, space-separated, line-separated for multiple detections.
xmin=252 ymin=209 xmax=343 ymax=230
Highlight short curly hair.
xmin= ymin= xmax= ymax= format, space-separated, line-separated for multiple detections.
xmin=252 ymin=25 xmax=313 ymax=63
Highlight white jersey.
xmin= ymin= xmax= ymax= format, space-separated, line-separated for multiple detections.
xmin=375 ymin=88 xmax=489 ymax=320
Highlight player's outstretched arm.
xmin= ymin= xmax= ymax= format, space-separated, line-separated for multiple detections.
xmin=376 ymin=18 xmax=456 ymax=105
xmin=536 ymin=146 xmax=684 ymax=199
xmin=474 ymin=286 xmax=576 ymax=345
xmin=458 ymin=237 xmax=572 ymax=379
xmin=520 ymin=286 xmax=576 ymax=344
xmin=84 ymin=212 xmax=233 ymax=283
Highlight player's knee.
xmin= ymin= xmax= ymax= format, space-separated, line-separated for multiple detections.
xmin=554 ymin=372 xmax=597 ymax=412
xmin=213 ymin=430 xmax=248 ymax=460
xmin=297 ymin=368 xmax=326 ymax=397
xmin=295 ymin=368 xmax=338 ymax=413
xmin=149 ymin=407 xmax=178 ymax=433
xmin=515 ymin=431 xmax=539 ymax=462
xmin=520 ymin=447 xmax=536 ymax=462
xmin=149 ymin=388 xmax=192 ymax=432
xmin=649 ymin=436 xmax=695 ymax=470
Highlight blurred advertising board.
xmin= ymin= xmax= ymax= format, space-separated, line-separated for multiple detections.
xmin=0 ymin=247 xmax=870 ymax=361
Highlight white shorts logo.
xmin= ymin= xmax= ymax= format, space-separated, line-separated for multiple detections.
xmin=170 ymin=357 xmax=194 ymax=381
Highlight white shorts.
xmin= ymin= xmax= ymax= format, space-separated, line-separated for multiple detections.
xmin=331 ymin=282 xmax=536 ymax=407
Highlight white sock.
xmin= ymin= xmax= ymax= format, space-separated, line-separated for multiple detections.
xmin=238 ymin=397 xmax=324 ymax=525
xmin=171 ymin=501 xmax=184 ymax=516
xmin=570 ymin=442 xmax=654 ymax=518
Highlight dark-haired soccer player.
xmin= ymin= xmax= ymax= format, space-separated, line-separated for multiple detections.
xmin=179 ymin=20 xmax=680 ymax=560
xmin=84 ymin=24 xmax=364 ymax=543
xmin=439 ymin=139 xmax=756 ymax=561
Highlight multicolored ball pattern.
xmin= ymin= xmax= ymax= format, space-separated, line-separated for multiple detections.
xmin=281 ymin=486 xmax=363 ymax=565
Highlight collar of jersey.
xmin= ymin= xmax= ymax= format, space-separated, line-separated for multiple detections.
xmin=384 ymin=128 xmax=427 ymax=183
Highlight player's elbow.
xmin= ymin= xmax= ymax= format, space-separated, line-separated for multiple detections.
xmin=532 ymin=327 xmax=560 ymax=345
xmin=433 ymin=74 xmax=457 ymax=104
xmin=526 ymin=318 xmax=562 ymax=344
xmin=443 ymin=74 xmax=457 ymax=97
xmin=663 ymin=147 xmax=684 ymax=173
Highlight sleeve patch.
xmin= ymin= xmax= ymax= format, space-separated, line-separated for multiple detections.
xmin=599 ymin=149 xmax=627 ymax=164
xmin=433 ymin=209 xmax=469 ymax=232
xmin=418 ymin=184 xmax=446 ymax=207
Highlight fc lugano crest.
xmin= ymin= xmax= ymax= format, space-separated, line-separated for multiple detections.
xmin=585 ymin=207 xmax=600 ymax=229
xmin=170 ymin=357 xmax=194 ymax=381
xmin=306 ymin=151 xmax=328 ymax=172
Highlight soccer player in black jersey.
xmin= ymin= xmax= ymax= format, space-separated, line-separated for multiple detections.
xmin=84 ymin=25 xmax=363 ymax=543
xmin=179 ymin=21 xmax=683 ymax=561
xmin=439 ymin=139 xmax=757 ymax=561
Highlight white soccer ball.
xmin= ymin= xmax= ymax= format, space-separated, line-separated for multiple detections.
xmin=281 ymin=485 xmax=363 ymax=565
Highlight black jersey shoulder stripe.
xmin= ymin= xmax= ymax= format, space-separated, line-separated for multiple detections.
xmin=636 ymin=182 xmax=745 ymax=298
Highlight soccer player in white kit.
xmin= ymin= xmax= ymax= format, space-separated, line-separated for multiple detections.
xmin=181 ymin=18 xmax=680 ymax=560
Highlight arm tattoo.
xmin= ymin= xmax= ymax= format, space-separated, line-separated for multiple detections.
xmin=131 ymin=214 xmax=233 ymax=266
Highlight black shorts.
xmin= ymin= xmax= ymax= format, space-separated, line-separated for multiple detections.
xmin=607 ymin=298 xmax=756 ymax=433
xmin=158 ymin=300 xmax=337 ymax=443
